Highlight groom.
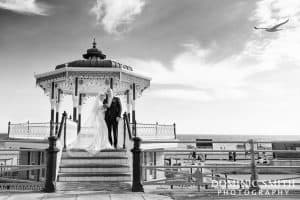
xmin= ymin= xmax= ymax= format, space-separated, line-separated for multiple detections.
xmin=103 ymin=88 xmax=122 ymax=149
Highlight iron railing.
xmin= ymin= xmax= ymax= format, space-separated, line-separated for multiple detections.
xmin=8 ymin=112 xmax=176 ymax=143
xmin=0 ymin=112 xmax=67 ymax=192
xmin=131 ymin=139 xmax=300 ymax=192
xmin=0 ymin=147 xmax=47 ymax=192
xmin=132 ymin=122 xmax=176 ymax=139
xmin=8 ymin=121 xmax=60 ymax=140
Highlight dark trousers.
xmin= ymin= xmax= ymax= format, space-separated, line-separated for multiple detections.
xmin=105 ymin=118 xmax=118 ymax=148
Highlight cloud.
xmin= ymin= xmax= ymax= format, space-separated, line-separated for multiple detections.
xmin=121 ymin=44 xmax=254 ymax=101
xmin=121 ymin=0 xmax=300 ymax=102
xmin=0 ymin=0 xmax=49 ymax=15
xmin=90 ymin=0 xmax=145 ymax=35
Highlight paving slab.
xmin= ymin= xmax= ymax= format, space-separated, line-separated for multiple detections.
xmin=0 ymin=192 xmax=173 ymax=200
xmin=77 ymin=193 xmax=110 ymax=200
xmin=111 ymin=193 xmax=144 ymax=200
xmin=143 ymin=194 xmax=174 ymax=200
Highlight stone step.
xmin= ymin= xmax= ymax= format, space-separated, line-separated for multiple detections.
xmin=61 ymin=156 xmax=128 ymax=165
xmin=57 ymin=172 xmax=131 ymax=182
xmin=56 ymin=181 xmax=132 ymax=191
xmin=59 ymin=164 xmax=130 ymax=173
xmin=62 ymin=149 xmax=128 ymax=158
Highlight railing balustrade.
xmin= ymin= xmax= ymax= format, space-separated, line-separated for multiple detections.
xmin=0 ymin=112 xmax=67 ymax=192
xmin=131 ymin=138 xmax=300 ymax=192
xmin=8 ymin=113 xmax=176 ymax=142
xmin=132 ymin=123 xmax=176 ymax=139
xmin=0 ymin=147 xmax=47 ymax=192
xmin=8 ymin=122 xmax=59 ymax=140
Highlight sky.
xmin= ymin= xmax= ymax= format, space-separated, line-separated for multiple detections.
xmin=1 ymin=0 xmax=300 ymax=135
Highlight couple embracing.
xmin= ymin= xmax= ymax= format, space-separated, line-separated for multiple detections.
xmin=68 ymin=88 xmax=122 ymax=154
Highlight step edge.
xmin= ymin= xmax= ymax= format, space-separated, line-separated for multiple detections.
xmin=60 ymin=164 xmax=129 ymax=168
xmin=63 ymin=149 xmax=127 ymax=152
xmin=57 ymin=173 xmax=131 ymax=177
xmin=61 ymin=156 xmax=128 ymax=159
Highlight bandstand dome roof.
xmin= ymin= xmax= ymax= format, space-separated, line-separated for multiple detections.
xmin=55 ymin=59 xmax=133 ymax=71
xmin=55 ymin=39 xmax=133 ymax=71
xmin=35 ymin=39 xmax=151 ymax=98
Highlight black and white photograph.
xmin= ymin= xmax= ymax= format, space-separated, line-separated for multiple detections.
xmin=0 ymin=0 xmax=300 ymax=199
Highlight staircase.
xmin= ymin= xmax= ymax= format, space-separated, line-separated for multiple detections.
xmin=57 ymin=149 xmax=131 ymax=183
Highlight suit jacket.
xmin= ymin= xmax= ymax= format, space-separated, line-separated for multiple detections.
xmin=103 ymin=96 xmax=122 ymax=120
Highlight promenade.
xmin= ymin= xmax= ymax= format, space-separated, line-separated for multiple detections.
xmin=1 ymin=190 xmax=300 ymax=200
xmin=0 ymin=192 xmax=171 ymax=200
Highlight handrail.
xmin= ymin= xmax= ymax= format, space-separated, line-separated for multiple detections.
xmin=123 ymin=112 xmax=133 ymax=140
xmin=0 ymin=148 xmax=47 ymax=152
xmin=122 ymin=112 xmax=133 ymax=149
xmin=0 ymin=165 xmax=47 ymax=168
xmin=56 ymin=111 xmax=67 ymax=139
xmin=132 ymin=122 xmax=175 ymax=127
xmin=143 ymin=149 xmax=300 ymax=153
xmin=141 ymin=140 xmax=300 ymax=144
xmin=10 ymin=122 xmax=59 ymax=126
xmin=128 ymin=121 xmax=176 ymax=139
xmin=142 ymin=165 xmax=300 ymax=169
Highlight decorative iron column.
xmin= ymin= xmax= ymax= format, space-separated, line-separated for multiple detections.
xmin=55 ymin=89 xmax=61 ymax=134
xmin=110 ymin=78 xmax=114 ymax=89
xmin=131 ymin=137 xmax=144 ymax=192
xmin=63 ymin=111 xmax=67 ymax=150
xmin=132 ymin=83 xmax=136 ymax=137
xmin=126 ymin=90 xmax=131 ymax=122
xmin=78 ymin=93 xmax=83 ymax=133
xmin=50 ymin=82 xmax=55 ymax=136
xmin=43 ymin=136 xmax=59 ymax=192
xmin=72 ymin=77 xmax=79 ymax=122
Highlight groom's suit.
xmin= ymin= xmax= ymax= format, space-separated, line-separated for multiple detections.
xmin=103 ymin=96 xmax=122 ymax=148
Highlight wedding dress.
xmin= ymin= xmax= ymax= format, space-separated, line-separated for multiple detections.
xmin=67 ymin=95 xmax=112 ymax=155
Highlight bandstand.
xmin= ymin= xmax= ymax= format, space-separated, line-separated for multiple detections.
xmin=4 ymin=40 xmax=177 ymax=192
xmin=34 ymin=39 xmax=151 ymax=135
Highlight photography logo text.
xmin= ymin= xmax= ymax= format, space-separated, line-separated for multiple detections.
xmin=212 ymin=179 xmax=295 ymax=196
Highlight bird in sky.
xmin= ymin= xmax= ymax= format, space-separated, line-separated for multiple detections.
xmin=254 ymin=19 xmax=289 ymax=32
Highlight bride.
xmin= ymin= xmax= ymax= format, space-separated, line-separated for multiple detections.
xmin=67 ymin=93 xmax=113 ymax=155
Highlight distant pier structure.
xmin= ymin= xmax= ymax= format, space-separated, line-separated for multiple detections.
xmin=34 ymin=39 xmax=151 ymax=133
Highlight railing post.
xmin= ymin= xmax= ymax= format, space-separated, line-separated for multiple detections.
xmin=50 ymin=119 xmax=54 ymax=137
xmin=131 ymin=137 xmax=144 ymax=192
xmin=27 ymin=120 xmax=30 ymax=133
xmin=123 ymin=113 xmax=127 ymax=149
xmin=133 ymin=119 xmax=137 ymax=138
xmin=173 ymin=123 xmax=176 ymax=139
xmin=127 ymin=113 xmax=131 ymax=123
xmin=43 ymin=135 xmax=59 ymax=192
xmin=224 ymin=173 xmax=228 ymax=189
xmin=55 ymin=110 xmax=59 ymax=135
xmin=8 ymin=121 xmax=11 ymax=138
xmin=155 ymin=122 xmax=158 ymax=136
xmin=132 ymin=83 xmax=136 ymax=137
xmin=63 ymin=111 xmax=67 ymax=150
xmin=249 ymin=139 xmax=259 ymax=192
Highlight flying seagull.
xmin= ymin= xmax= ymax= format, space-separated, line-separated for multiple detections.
xmin=254 ymin=19 xmax=289 ymax=32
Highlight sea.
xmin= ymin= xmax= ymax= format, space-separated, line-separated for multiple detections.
xmin=177 ymin=134 xmax=300 ymax=142
xmin=0 ymin=133 xmax=7 ymax=147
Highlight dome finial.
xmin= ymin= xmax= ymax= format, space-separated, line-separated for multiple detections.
xmin=82 ymin=38 xmax=106 ymax=60
xmin=93 ymin=38 xmax=96 ymax=48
